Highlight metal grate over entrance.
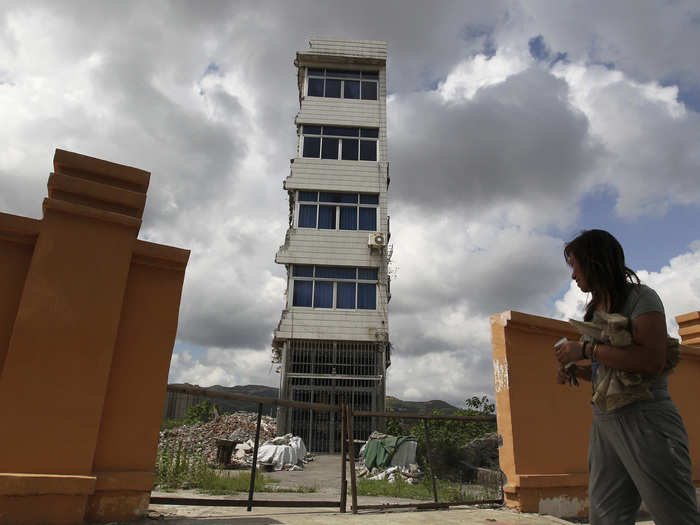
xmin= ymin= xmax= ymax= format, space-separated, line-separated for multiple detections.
xmin=282 ymin=339 xmax=385 ymax=453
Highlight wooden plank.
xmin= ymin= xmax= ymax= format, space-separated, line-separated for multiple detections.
xmin=150 ymin=497 xmax=340 ymax=507
xmin=353 ymin=410 xmax=497 ymax=422
xmin=246 ymin=403 xmax=263 ymax=512
xmin=346 ymin=406 xmax=358 ymax=514
xmin=340 ymin=402 xmax=347 ymax=513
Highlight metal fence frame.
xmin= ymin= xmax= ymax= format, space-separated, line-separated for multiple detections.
xmin=152 ymin=385 xmax=503 ymax=514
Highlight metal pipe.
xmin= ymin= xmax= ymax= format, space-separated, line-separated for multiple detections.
xmin=423 ymin=418 xmax=438 ymax=503
xmin=247 ymin=402 xmax=263 ymax=512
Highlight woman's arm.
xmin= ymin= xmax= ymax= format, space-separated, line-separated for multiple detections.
xmin=555 ymin=312 xmax=667 ymax=376
xmin=593 ymin=311 xmax=667 ymax=375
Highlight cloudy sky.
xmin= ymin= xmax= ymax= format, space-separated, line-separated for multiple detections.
xmin=2 ymin=0 xmax=699 ymax=408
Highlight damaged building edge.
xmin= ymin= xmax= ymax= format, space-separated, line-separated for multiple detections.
xmin=273 ymin=38 xmax=392 ymax=453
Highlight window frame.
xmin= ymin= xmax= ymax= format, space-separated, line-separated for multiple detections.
xmin=290 ymin=265 xmax=379 ymax=311
xmin=300 ymin=125 xmax=378 ymax=161
xmin=306 ymin=68 xmax=379 ymax=101
xmin=295 ymin=191 xmax=378 ymax=231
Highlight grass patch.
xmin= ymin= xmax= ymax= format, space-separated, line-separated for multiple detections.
xmin=155 ymin=441 xmax=317 ymax=494
xmin=356 ymin=475 xmax=498 ymax=502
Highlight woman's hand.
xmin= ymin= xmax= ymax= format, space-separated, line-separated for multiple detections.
xmin=556 ymin=365 xmax=570 ymax=385
xmin=555 ymin=340 xmax=583 ymax=366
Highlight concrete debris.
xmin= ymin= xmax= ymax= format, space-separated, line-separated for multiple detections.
xmin=357 ymin=464 xmax=423 ymax=484
xmin=158 ymin=412 xmax=277 ymax=466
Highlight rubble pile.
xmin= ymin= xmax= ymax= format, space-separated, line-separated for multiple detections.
xmin=159 ymin=412 xmax=277 ymax=465
xmin=357 ymin=464 xmax=423 ymax=484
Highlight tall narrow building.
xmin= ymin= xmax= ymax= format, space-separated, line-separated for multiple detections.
xmin=273 ymin=38 xmax=391 ymax=453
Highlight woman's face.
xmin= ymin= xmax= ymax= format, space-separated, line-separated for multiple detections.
xmin=569 ymin=254 xmax=590 ymax=293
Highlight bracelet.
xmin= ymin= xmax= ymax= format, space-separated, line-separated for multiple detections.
xmin=581 ymin=341 xmax=588 ymax=360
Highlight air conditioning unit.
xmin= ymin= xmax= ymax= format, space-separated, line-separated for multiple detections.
xmin=368 ymin=232 xmax=386 ymax=247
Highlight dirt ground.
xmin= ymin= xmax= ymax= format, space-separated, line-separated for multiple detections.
xmin=140 ymin=455 xmax=694 ymax=524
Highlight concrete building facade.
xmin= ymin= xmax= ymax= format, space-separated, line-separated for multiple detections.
xmin=273 ymin=38 xmax=391 ymax=453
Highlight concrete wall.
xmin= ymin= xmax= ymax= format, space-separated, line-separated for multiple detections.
xmin=491 ymin=309 xmax=700 ymax=518
xmin=0 ymin=149 xmax=189 ymax=525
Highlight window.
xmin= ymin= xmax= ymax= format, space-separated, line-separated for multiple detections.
xmin=307 ymin=68 xmax=378 ymax=100
xmin=302 ymin=125 xmax=378 ymax=161
xmin=292 ymin=265 xmax=378 ymax=310
xmin=297 ymin=191 xmax=378 ymax=231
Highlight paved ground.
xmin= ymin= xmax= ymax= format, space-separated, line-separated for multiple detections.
xmin=140 ymin=455 xmax=696 ymax=524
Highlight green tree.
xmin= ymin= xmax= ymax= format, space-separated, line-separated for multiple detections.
xmin=410 ymin=396 xmax=497 ymax=482
xmin=184 ymin=400 xmax=216 ymax=426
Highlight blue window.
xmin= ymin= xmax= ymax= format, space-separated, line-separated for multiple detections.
xmin=307 ymin=69 xmax=378 ymax=100
xmin=293 ymin=265 xmax=313 ymax=277
xmin=344 ymin=80 xmax=360 ymax=99
xmin=358 ymin=207 xmax=376 ymax=231
xmin=300 ymin=126 xmax=378 ymax=161
xmin=313 ymin=281 xmax=333 ymax=308
xmin=358 ymin=268 xmax=379 ymax=280
xmin=308 ymin=78 xmax=324 ymax=97
xmin=298 ymin=205 xmax=317 ymax=228
xmin=360 ymin=140 xmax=376 ymax=161
xmin=303 ymin=137 xmax=320 ymax=158
xmin=362 ymin=81 xmax=377 ymax=100
xmin=299 ymin=191 xmax=318 ymax=201
xmin=318 ymin=205 xmax=336 ymax=229
xmin=291 ymin=265 xmax=378 ymax=310
xmin=339 ymin=207 xmax=357 ymax=230
xmin=325 ymin=78 xmax=341 ymax=97
xmin=337 ymin=282 xmax=356 ymax=308
xmin=357 ymin=283 xmax=376 ymax=309
xmin=341 ymin=139 xmax=358 ymax=160
xmin=292 ymin=280 xmax=312 ymax=307
xmin=297 ymin=191 xmax=378 ymax=232
xmin=321 ymin=138 xmax=339 ymax=159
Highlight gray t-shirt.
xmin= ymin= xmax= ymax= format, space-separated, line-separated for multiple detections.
xmin=620 ymin=283 xmax=665 ymax=320
xmin=592 ymin=283 xmax=668 ymax=399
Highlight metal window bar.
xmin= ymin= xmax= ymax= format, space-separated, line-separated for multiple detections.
xmin=285 ymin=339 xmax=383 ymax=452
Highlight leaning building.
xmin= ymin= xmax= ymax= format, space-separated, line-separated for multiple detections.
xmin=273 ymin=38 xmax=391 ymax=453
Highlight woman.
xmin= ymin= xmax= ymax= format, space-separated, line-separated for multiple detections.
xmin=554 ymin=229 xmax=700 ymax=525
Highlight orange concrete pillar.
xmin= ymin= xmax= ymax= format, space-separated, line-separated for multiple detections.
xmin=491 ymin=311 xmax=591 ymax=518
xmin=85 ymin=241 xmax=189 ymax=522
xmin=0 ymin=150 xmax=189 ymax=524
xmin=491 ymin=309 xmax=700 ymax=519
xmin=670 ymin=312 xmax=700 ymax=486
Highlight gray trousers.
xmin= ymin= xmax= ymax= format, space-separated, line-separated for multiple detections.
xmin=589 ymin=398 xmax=700 ymax=524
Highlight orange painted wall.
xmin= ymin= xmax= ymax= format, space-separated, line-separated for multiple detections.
xmin=491 ymin=309 xmax=700 ymax=518
xmin=0 ymin=150 xmax=189 ymax=525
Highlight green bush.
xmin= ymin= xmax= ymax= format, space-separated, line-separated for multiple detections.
xmin=183 ymin=400 xmax=216 ymax=426
xmin=160 ymin=419 xmax=181 ymax=431
xmin=382 ymin=395 xmax=496 ymax=483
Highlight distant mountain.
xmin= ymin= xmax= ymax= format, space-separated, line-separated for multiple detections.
xmin=207 ymin=384 xmax=280 ymax=416
xmin=384 ymin=396 xmax=461 ymax=415
xmin=168 ymin=383 xmax=461 ymax=418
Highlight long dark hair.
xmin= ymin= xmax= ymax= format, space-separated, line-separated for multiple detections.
xmin=564 ymin=229 xmax=640 ymax=321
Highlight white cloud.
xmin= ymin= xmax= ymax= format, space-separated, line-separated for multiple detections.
xmin=638 ymin=243 xmax=700 ymax=337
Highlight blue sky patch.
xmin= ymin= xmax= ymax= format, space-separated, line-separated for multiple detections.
xmin=568 ymin=187 xmax=700 ymax=273
xmin=528 ymin=35 xmax=550 ymax=61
